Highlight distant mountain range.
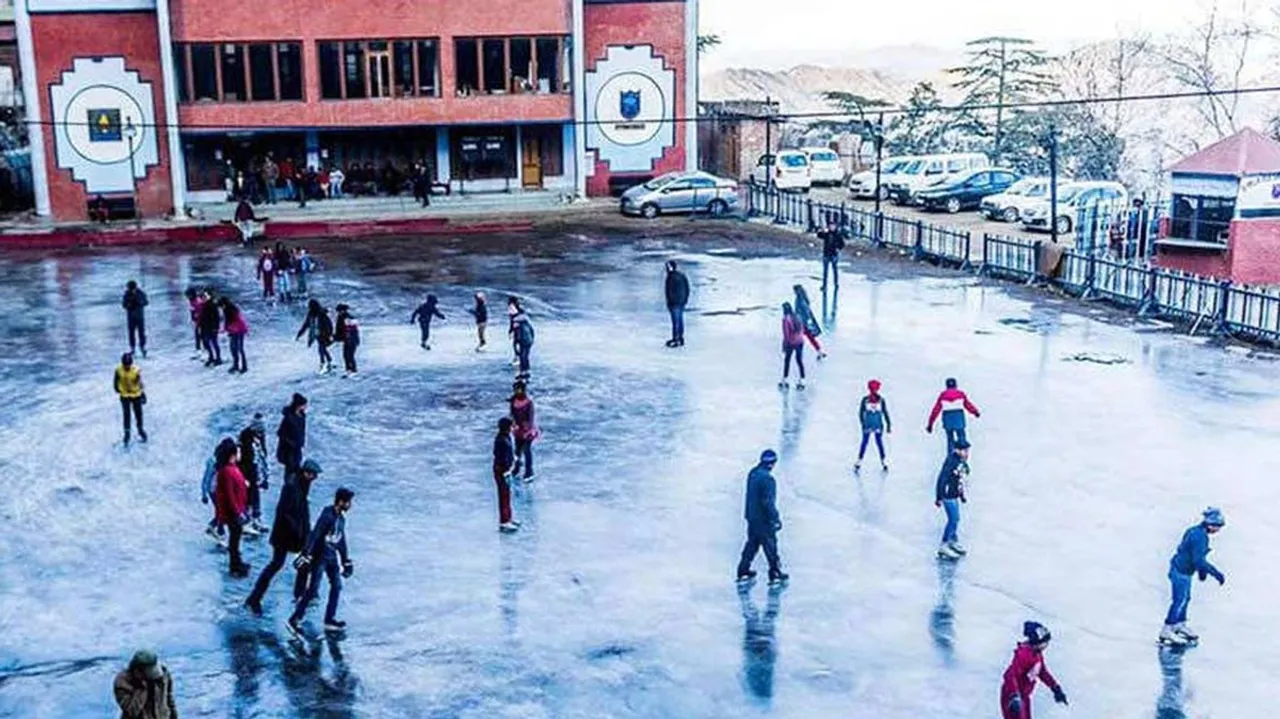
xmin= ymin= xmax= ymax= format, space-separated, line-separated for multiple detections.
xmin=699 ymin=61 xmax=957 ymax=117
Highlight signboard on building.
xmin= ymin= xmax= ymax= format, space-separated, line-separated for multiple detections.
xmin=49 ymin=57 xmax=157 ymax=193
xmin=1236 ymin=172 xmax=1280 ymax=218
xmin=584 ymin=45 xmax=675 ymax=173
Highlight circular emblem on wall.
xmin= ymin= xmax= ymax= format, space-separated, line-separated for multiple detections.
xmin=594 ymin=72 xmax=665 ymax=147
xmin=64 ymin=85 xmax=147 ymax=166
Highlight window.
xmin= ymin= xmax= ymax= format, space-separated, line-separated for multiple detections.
xmin=394 ymin=41 xmax=414 ymax=97
xmin=1171 ymin=194 xmax=1234 ymax=243
xmin=535 ymin=37 xmax=561 ymax=92
xmin=320 ymin=39 xmax=441 ymax=100
xmin=451 ymin=126 xmax=515 ymax=180
xmin=509 ymin=38 xmax=532 ymax=91
xmin=416 ymin=41 xmax=438 ymax=96
xmin=176 ymin=42 xmax=302 ymax=103
xmin=455 ymin=36 xmax=569 ymax=96
xmin=343 ymin=42 xmax=366 ymax=99
xmin=319 ymin=42 xmax=342 ymax=99
xmin=482 ymin=38 xmax=505 ymax=93
xmin=946 ymin=158 xmax=966 ymax=172
xmin=455 ymin=38 xmax=479 ymax=95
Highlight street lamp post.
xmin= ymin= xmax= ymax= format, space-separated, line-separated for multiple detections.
xmin=872 ymin=112 xmax=885 ymax=219
xmin=124 ymin=118 xmax=140 ymax=228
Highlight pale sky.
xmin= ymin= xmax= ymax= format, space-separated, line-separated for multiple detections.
xmin=700 ymin=0 xmax=1220 ymax=71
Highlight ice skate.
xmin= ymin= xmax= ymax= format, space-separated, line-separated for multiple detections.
xmin=510 ymin=357 xmax=521 ymax=367
xmin=137 ymin=430 xmax=148 ymax=443
xmin=242 ymin=523 xmax=261 ymax=537
xmin=947 ymin=541 xmax=967 ymax=556
xmin=286 ymin=617 xmax=305 ymax=640
xmin=937 ymin=544 xmax=961 ymax=560
xmin=122 ymin=431 xmax=130 ymax=446
xmin=778 ymin=379 xmax=790 ymax=390
xmin=736 ymin=570 xmax=758 ymax=584
xmin=795 ymin=379 xmax=806 ymax=390
xmin=317 ymin=366 xmax=328 ymax=376
xmin=817 ymin=351 xmax=828 ymax=361
xmin=853 ymin=461 xmax=862 ymax=472
xmin=767 ymin=572 xmax=790 ymax=586
xmin=1174 ymin=623 xmax=1199 ymax=641
xmin=521 ymin=473 xmax=536 ymax=484
xmin=324 ymin=619 xmax=347 ymax=633
xmin=881 ymin=460 xmax=890 ymax=471
xmin=204 ymin=525 xmax=225 ymax=546
xmin=244 ymin=598 xmax=263 ymax=617
xmin=499 ymin=521 xmax=520 ymax=533
xmin=1159 ymin=625 xmax=1190 ymax=646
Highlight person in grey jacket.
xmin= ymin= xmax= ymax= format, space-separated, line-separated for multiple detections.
xmin=736 ymin=450 xmax=789 ymax=585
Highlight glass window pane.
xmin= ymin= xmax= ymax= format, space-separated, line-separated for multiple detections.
xmin=277 ymin=43 xmax=303 ymax=100
xmin=393 ymin=41 xmax=414 ymax=97
xmin=173 ymin=45 xmax=190 ymax=102
xmin=319 ymin=42 xmax=342 ymax=99
xmin=191 ymin=45 xmax=218 ymax=101
xmin=482 ymin=38 xmax=505 ymax=93
xmin=417 ymin=40 xmax=438 ymax=96
xmin=509 ymin=38 xmax=532 ymax=92
xmin=248 ymin=44 xmax=275 ymax=101
xmin=455 ymin=39 xmax=478 ymax=95
xmin=535 ymin=38 xmax=558 ymax=93
xmin=220 ymin=44 xmax=246 ymax=101
xmin=344 ymin=42 xmax=366 ymax=99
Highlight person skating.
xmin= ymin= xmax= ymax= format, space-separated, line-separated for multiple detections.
xmin=238 ymin=426 xmax=267 ymax=536
xmin=736 ymin=449 xmax=788 ymax=585
xmin=185 ymin=288 xmax=204 ymax=359
xmin=855 ymin=379 xmax=891 ymax=471
xmin=509 ymin=381 xmax=540 ymax=483
xmin=199 ymin=446 xmax=226 ymax=546
xmin=276 ymin=393 xmax=308 ymax=479
xmin=468 ymin=291 xmax=488 ymax=352
xmin=214 ymin=438 xmax=252 ymax=578
xmin=493 ymin=417 xmax=520 ymax=532
xmin=926 ymin=377 xmax=981 ymax=450
xmin=664 ymin=260 xmax=690 ymax=347
xmin=511 ymin=305 xmax=535 ymax=379
xmin=779 ymin=303 xmax=806 ymax=390
xmin=410 ymin=294 xmax=446 ymax=350
xmin=114 ymin=352 xmax=148 ymax=445
xmin=1000 ymin=622 xmax=1069 ymax=719
xmin=122 ymin=280 xmax=149 ymax=358
xmin=792 ymin=285 xmax=826 ymax=360
xmin=256 ymin=249 xmax=276 ymax=300
xmin=819 ymin=220 xmax=846 ymax=291
xmin=296 ymin=299 xmax=335 ymax=374
xmin=288 ymin=486 xmax=355 ymax=636
xmin=113 ymin=649 xmax=178 ymax=719
xmin=274 ymin=242 xmax=294 ymax=303
xmin=220 ymin=297 xmax=249 ymax=374
xmin=245 ymin=458 xmax=323 ymax=617
xmin=1159 ymin=507 xmax=1227 ymax=646
xmin=934 ymin=439 xmax=970 ymax=559
xmin=506 ymin=296 xmax=522 ymax=366
xmin=335 ymin=304 xmax=360 ymax=376
xmin=197 ymin=292 xmax=223 ymax=366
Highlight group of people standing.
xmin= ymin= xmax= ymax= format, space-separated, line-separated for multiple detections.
xmin=256 ymin=243 xmax=318 ymax=302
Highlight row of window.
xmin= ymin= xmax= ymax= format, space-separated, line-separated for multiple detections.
xmin=173 ymin=36 xmax=571 ymax=104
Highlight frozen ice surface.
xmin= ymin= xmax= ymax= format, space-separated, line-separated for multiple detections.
xmin=0 ymin=230 xmax=1278 ymax=717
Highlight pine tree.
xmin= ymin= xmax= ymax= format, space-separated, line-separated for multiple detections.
xmin=948 ymin=37 xmax=1059 ymax=162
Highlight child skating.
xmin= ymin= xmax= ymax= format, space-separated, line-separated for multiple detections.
xmin=855 ymin=379 xmax=891 ymax=471
xmin=469 ymin=292 xmax=488 ymax=352
xmin=779 ymin=303 xmax=806 ymax=390
xmin=410 ymin=294 xmax=446 ymax=350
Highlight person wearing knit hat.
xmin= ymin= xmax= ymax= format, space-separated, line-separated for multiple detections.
xmin=736 ymin=450 xmax=788 ymax=585
xmin=855 ymin=379 xmax=892 ymax=472
xmin=1160 ymin=507 xmax=1227 ymax=646
xmin=999 ymin=621 xmax=1068 ymax=718
xmin=113 ymin=649 xmax=177 ymax=718
xmin=934 ymin=439 xmax=970 ymax=559
xmin=245 ymin=458 xmax=324 ymax=617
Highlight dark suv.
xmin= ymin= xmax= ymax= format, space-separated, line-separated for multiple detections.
xmin=916 ymin=169 xmax=1020 ymax=213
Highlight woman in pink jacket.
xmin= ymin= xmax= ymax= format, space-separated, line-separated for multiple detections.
xmin=220 ymin=297 xmax=250 ymax=374
xmin=779 ymin=302 xmax=807 ymax=390
xmin=509 ymin=380 xmax=540 ymax=482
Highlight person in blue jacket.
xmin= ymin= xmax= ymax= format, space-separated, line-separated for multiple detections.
xmin=935 ymin=439 xmax=970 ymax=560
xmin=288 ymin=486 xmax=355 ymax=636
xmin=1159 ymin=507 xmax=1226 ymax=646
xmin=736 ymin=450 xmax=789 ymax=585
xmin=855 ymin=379 xmax=891 ymax=472
xmin=410 ymin=294 xmax=446 ymax=350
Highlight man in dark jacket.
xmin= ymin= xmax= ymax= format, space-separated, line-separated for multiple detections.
xmin=664 ymin=260 xmax=690 ymax=348
xmin=122 ymin=280 xmax=149 ymax=358
xmin=1160 ymin=507 xmax=1226 ymax=646
xmin=288 ymin=486 xmax=355 ymax=635
xmin=410 ymin=294 xmax=446 ymax=350
xmin=197 ymin=293 xmax=222 ymax=366
xmin=736 ymin=449 xmax=788 ymax=584
xmin=276 ymin=393 xmax=308 ymax=477
xmin=935 ymin=439 xmax=970 ymax=559
xmin=493 ymin=417 xmax=519 ymax=532
xmin=818 ymin=221 xmax=847 ymax=291
xmin=244 ymin=458 xmax=323 ymax=616
xmin=113 ymin=649 xmax=177 ymax=719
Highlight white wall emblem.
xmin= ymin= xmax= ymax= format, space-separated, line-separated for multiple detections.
xmin=585 ymin=46 xmax=675 ymax=173
xmin=49 ymin=57 xmax=159 ymax=194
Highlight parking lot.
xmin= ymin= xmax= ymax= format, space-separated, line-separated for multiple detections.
xmin=809 ymin=185 xmax=1045 ymax=243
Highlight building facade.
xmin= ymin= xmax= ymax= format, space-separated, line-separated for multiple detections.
xmin=16 ymin=0 xmax=697 ymax=221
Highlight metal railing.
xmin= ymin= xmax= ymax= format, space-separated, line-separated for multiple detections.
xmin=741 ymin=182 xmax=1280 ymax=346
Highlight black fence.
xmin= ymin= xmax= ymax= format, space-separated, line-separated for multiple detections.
xmin=742 ymin=182 xmax=1280 ymax=346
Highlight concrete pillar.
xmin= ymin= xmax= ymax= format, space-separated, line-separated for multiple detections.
xmin=155 ymin=0 xmax=187 ymax=216
xmin=14 ymin=1 xmax=51 ymax=217
xmin=571 ymin=0 xmax=587 ymax=198
xmin=684 ymin=0 xmax=699 ymax=171
xmin=435 ymin=128 xmax=450 ymax=185
xmin=305 ymin=130 xmax=320 ymax=170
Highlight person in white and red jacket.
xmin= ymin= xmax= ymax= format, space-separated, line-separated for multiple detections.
xmin=926 ymin=377 xmax=981 ymax=450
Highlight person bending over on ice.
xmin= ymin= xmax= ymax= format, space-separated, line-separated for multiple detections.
xmin=934 ymin=439 xmax=969 ymax=559
xmin=113 ymin=649 xmax=178 ymax=719
xmin=926 ymin=377 xmax=981 ymax=450
xmin=855 ymin=379 xmax=891 ymax=471
xmin=1160 ymin=507 xmax=1226 ymax=646
xmin=664 ymin=260 xmax=690 ymax=348
xmin=114 ymin=352 xmax=147 ymax=445
xmin=288 ymin=486 xmax=355 ymax=636
xmin=244 ymin=458 xmax=324 ymax=617
xmin=792 ymin=285 xmax=826 ymax=359
xmin=509 ymin=381 xmax=540 ymax=483
xmin=736 ymin=449 xmax=788 ymax=585
xmin=779 ymin=303 xmax=807 ymax=390
xmin=410 ymin=293 xmax=446 ymax=350
xmin=468 ymin=291 xmax=489 ymax=352
xmin=1000 ymin=621 xmax=1068 ymax=719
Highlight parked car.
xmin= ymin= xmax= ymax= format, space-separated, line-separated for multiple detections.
xmin=980 ymin=177 xmax=1051 ymax=223
xmin=802 ymin=147 xmax=843 ymax=186
xmin=1020 ymin=181 xmax=1128 ymax=235
xmin=915 ymin=168 xmax=1020 ymax=213
xmin=886 ymin=153 xmax=990 ymax=205
xmin=848 ymin=156 xmax=915 ymax=199
xmin=620 ymin=171 xmax=740 ymax=219
xmin=750 ymin=151 xmax=812 ymax=192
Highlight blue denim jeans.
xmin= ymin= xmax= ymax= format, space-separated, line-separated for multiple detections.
xmin=1164 ymin=568 xmax=1192 ymax=625
xmin=291 ymin=553 xmax=342 ymax=624
xmin=668 ymin=306 xmax=685 ymax=342
xmin=941 ymin=499 xmax=960 ymax=544
xmin=945 ymin=426 xmax=967 ymax=451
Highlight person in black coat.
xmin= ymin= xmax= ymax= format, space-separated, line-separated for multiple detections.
xmin=198 ymin=292 xmax=223 ymax=366
xmin=121 ymin=280 xmax=149 ymax=358
xmin=736 ymin=449 xmax=789 ymax=584
xmin=244 ymin=458 xmax=323 ymax=616
xmin=818 ymin=220 xmax=847 ymax=290
xmin=276 ymin=393 xmax=308 ymax=476
xmin=410 ymin=294 xmax=446 ymax=350
xmin=664 ymin=260 xmax=690 ymax=348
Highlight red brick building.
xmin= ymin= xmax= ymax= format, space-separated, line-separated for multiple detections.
xmin=15 ymin=0 xmax=698 ymax=221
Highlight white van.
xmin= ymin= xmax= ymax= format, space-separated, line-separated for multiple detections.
xmin=848 ymin=156 xmax=917 ymax=200
xmin=886 ymin=153 xmax=990 ymax=205
xmin=802 ymin=147 xmax=843 ymax=186
xmin=980 ymin=177 xmax=1052 ymax=223
xmin=750 ymin=151 xmax=812 ymax=192
xmin=1020 ymin=181 xmax=1128 ymax=235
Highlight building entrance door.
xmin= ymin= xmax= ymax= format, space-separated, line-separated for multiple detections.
xmin=521 ymin=132 xmax=543 ymax=188
xmin=367 ymin=44 xmax=392 ymax=98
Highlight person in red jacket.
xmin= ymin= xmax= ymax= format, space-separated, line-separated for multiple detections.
xmin=779 ymin=302 xmax=807 ymax=390
xmin=509 ymin=381 xmax=540 ymax=483
xmin=1001 ymin=621 xmax=1069 ymax=719
xmin=214 ymin=437 xmax=252 ymax=578
xmin=926 ymin=377 xmax=981 ymax=450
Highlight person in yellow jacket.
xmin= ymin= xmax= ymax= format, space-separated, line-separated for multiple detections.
xmin=114 ymin=352 xmax=148 ymax=445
